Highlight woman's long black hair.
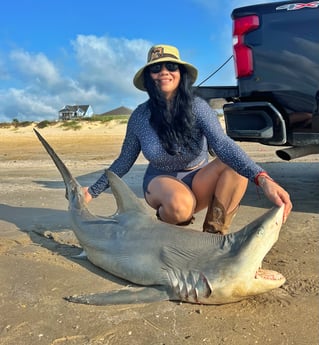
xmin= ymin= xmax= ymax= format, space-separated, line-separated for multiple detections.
xmin=144 ymin=65 xmax=200 ymax=155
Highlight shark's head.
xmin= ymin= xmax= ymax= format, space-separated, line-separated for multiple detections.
xmin=204 ymin=205 xmax=286 ymax=304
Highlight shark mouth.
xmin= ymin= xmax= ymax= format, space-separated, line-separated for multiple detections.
xmin=255 ymin=268 xmax=285 ymax=281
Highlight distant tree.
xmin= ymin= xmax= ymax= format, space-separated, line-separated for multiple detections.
xmin=12 ymin=118 xmax=19 ymax=127
xmin=37 ymin=120 xmax=51 ymax=129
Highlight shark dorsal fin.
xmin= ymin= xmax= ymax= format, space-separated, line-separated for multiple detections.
xmin=107 ymin=171 xmax=150 ymax=215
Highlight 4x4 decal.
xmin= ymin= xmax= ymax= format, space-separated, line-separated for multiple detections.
xmin=276 ymin=1 xmax=319 ymax=10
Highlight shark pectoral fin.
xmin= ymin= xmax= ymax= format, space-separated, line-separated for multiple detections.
xmin=64 ymin=286 xmax=171 ymax=305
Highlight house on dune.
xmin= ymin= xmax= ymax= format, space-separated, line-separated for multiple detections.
xmin=58 ymin=105 xmax=94 ymax=121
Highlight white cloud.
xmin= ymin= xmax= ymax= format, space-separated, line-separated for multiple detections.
xmin=0 ymin=54 xmax=10 ymax=81
xmin=0 ymin=36 xmax=151 ymax=122
xmin=0 ymin=88 xmax=58 ymax=121
xmin=72 ymin=35 xmax=151 ymax=95
xmin=10 ymin=49 xmax=61 ymax=87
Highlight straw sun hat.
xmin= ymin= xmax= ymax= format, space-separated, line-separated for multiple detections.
xmin=133 ymin=44 xmax=198 ymax=91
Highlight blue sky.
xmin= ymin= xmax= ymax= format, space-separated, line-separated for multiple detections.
xmin=0 ymin=0 xmax=282 ymax=122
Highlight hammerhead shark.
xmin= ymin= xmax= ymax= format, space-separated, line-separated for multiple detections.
xmin=34 ymin=129 xmax=286 ymax=305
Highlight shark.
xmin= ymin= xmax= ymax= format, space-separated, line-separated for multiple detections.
xmin=34 ymin=128 xmax=286 ymax=305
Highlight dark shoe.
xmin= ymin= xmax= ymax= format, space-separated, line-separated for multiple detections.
xmin=156 ymin=209 xmax=195 ymax=226
xmin=176 ymin=216 xmax=195 ymax=226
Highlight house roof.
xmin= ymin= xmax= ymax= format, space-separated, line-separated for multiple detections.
xmin=59 ymin=105 xmax=90 ymax=113
xmin=99 ymin=106 xmax=132 ymax=116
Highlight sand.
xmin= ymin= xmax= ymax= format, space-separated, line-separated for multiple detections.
xmin=0 ymin=121 xmax=318 ymax=345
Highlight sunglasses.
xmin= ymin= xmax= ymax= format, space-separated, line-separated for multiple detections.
xmin=148 ymin=62 xmax=179 ymax=73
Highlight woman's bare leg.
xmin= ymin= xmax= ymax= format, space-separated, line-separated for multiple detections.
xmin=144 ymin=159 xmax=247 ymax=229
xmin=192 ymin=158 xmax=248 ymax=213
xmin=145 ymin=176 xmax=196 ymax=225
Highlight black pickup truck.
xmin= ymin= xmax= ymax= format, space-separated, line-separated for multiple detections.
xmin=196 ymin=0 xmax=319 ymax=160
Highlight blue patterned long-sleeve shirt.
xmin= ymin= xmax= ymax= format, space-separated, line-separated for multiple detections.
xmin=88 ymin=97 xmax=264 ymax=197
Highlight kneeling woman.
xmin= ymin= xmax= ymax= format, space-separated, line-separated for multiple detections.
xmin=83 ymin=44 xmax=292 ymax=234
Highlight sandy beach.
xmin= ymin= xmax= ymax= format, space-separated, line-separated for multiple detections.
xmin=0 ymin=121 xmax=318 ymax=345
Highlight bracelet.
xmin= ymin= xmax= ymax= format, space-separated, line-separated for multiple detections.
xmin=254 ymin=171 xmax=274 ymax=187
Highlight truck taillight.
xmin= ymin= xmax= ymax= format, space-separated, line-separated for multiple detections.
xmin=233 ymin=15 xmax=259 ymax=78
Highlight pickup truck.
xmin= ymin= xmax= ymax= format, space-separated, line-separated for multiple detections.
xmin=196 ymin=0 xmax=319 ymax=160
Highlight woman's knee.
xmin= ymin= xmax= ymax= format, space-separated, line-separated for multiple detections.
xmin=226 ymin=167 xmax=248 ymax=186
xmin=159 ymin=192 xmax=195 ymax=224
xmin=210 ymin=159 xmax=247 ymax=183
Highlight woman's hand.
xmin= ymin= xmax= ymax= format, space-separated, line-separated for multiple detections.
xmin=258 ymin=175 xmax=292 ymax=223
xmin=82 ymin=187 xmax=93 ymax=204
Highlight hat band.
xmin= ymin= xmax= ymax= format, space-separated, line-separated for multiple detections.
xmin=149 ymin=53 xmax=179 ymax=63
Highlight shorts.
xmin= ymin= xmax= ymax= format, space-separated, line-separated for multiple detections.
xmin=143 ymin=161 xmax=207 ymax=195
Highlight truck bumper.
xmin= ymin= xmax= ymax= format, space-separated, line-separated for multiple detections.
xmin=223 ymin=101 xmax=287 ymax=145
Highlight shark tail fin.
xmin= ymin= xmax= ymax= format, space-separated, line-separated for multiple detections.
xmin=34 ymin=128 xmax=81 ymax=196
